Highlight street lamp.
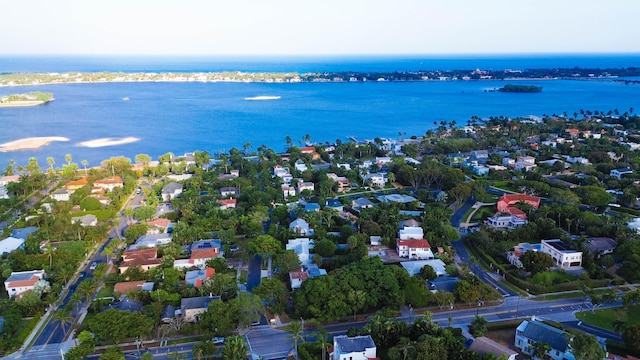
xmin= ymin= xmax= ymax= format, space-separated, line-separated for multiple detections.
xmin=135 ymin=337 xmax=142 ymax=359
xmin=476 ymin=299 xmax=482 ymax=316
xmin=409 ymin=304 xmax=413 ymax=325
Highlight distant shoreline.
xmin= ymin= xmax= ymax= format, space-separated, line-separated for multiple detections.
xmin=0 ymin=67 xmax=638 ymax=87
xmin=0 ymin=100 xmax=47 ymax=107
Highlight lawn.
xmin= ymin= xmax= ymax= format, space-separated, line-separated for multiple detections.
xmin=470 ymin=207 xmax=495 ymax=222
xmin=576 ymin=304 xmax=640 ymax=331
xmin=531 ymin=271 xmax=576 ymax=287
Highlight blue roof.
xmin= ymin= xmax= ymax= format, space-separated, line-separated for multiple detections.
xmin=11 ymin=227 xmax=38 ymax=239
xmin=518 ymin=320 xmax=568 ymax=352
xmin=304 ymin=203 xmax=320 ymax=211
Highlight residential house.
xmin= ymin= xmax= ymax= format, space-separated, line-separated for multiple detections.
xmin=113 ymin=281 xmax=154 ymax=298
xmin=289 ymin=218 xmax=314 ymax=237
xmin=400 ymin=259 xmax=446 ymax=277
xmin=610 ymin=167 xmax=634 ymax=179
xmin=88 ymin=194 xmax=111 ymax=205
xmin=185 ymin=267 xmax=215 ymax=288
xmin=585 ymin=237 xmax=617 ymax=258
xmin=218 ymin=198 xmax=237 ymax=210
xmin=65 ymin=177 xmax=88 ymax=191
xmin=51 ymin=187 xmax=72 ymax=201
xmin=326 ymin=173 xmax=349 ymax=193
xmin=471 ymin=150 xmax=489 ymax=163
xmin=219 ymin=186 xmax=238 ymax=198
xmin=515 ymin=319 xmax=573 ymax=360
xmin=0 ymin=237 xmax=25 ymax=255
xmin=396 ymin=239 xmax=434 ymax=260
xmin=469 ymin=337 xmax=518 ymax=360
xmin=94 ymin=176 xmax=124 ymax=191
xmin=188 ymin=248 xmax=220 ymax=269
xmin=448 ymin=153 xmax=469 ymax=165
xmin=303 ymin=202 xmax=320 ymax=212
xmin=273 ymin=165 xmax=290 ymax=178
xmin=4 ymin=270 xmax=46 ymax=299
xmin=325 ymin=198 xmax=344 ymax=212
xmin=331 ymin=335 xmax=377 ymax=360
xmin=167 ymin=174 xmax=192 ymax=182
xmin=287 ymin=238 xmax=312 ymax=267
xmin=540 ymin=239 xmax=582 ymax=268
xmin=503 ymin=157 xmax=516 ymax=168
xmin=485 ymin=215 xmax=527 ymax=230
xmin=352 ymin=197 xmax=375 ymax=213
xmin=180 ymin=295 xmax=220 ymax=322
xmin=190 ymin=239 xmax=223 ymax=254
xmin=281 ymin=184 xmax=296 ymax=199
xmin=297 ymin=181 xmax=315 ymax=195
xmin=505 ymin=243 xmax=541 ymax=268
xmin=162 ymin=182 xmax=183 ymax=201
xmin=289 ymin=264 xmax=327 ymax=289
xmin=378 ymin=194 xmax=418 ymax=204
xmin=364 ymin=173 xmax=386 ymax=188
xmin=294 ymin=159 xmax=308 ymax=172
xmin=127 ymin=233 xmax=172 ymax=250
xmin=515 ymin=156 xmax=537 ymax=172
xmin=103 ymin=298 xmax=144 ymax=313
xmin=299 ymin=146 xmax=321 ymax=160
xmin=0 ymin=175 xmax=20 ymax=199
xmin=472 ymin=165 xmax=490 ymax=176
xmin=146 ymin=218 xmax=172 ymax=234
xmin=398 ymin=226 xmax=424 ymax=240
xmin=71 ymin=214 xmax=98 ymax=227
xmin=119 ymin=248 xmax=163 ymax=274
xmin=496 ymin=193 xmax=541 ymax=220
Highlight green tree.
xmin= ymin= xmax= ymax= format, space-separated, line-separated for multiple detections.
xmin=100 ymin=346 xmax=124 ymax=360
xmin=418 ymin=265 xmax=437 ymax=281
xmin=468 ymin=315 xmax=487 ymax=337
xmin=520 ymin=251 xmax=555 ymax=274
xmin=253 ymin=277 xmax=288 ymax=315
xmin=285 ymin=320 xmax=305 ymax=355
xmin=530 ymin=341 xmax=551 ymax=360
xmin=622 ymin=325 xmax=640 ymax=355
xmin=222 ymin=336 xmax=248 ymax=360
xmin=54 ymin=306 xmax=74 ymax=334
xmin=568 ymin=332 xmax=605 ymax=360
xmin=47 ymin=157 xmax=55 ymax=173
xmin=314 ymin=239 xmax=336 ymax=257
xmin=273 ymin=250 xmax=301 ymax=273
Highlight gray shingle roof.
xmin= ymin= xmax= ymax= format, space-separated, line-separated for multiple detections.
xmin=334 ymin=335 xmax=376 ymax=353
xmin=521 ymin=320 xmax=568 ymax=352
xmin=180 ymin=295 xmax=220 ymax=310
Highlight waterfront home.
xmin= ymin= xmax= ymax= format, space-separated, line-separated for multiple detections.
xmin=94 ymin=176 xmax=124 ymax=191
xmin=515 ymin=319 xmax=573 ymax=360
xmin=4 ymin=270 xmax=46 ymax=299
xmin=331 ymin=335 xmax=377 ymax=360
xmin=161 ymin=182 xmax=183 ymax=201
xmin=540 ymin=239 xmax=582 ymax=268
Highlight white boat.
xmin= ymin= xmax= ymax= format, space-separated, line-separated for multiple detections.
xmin=244 ymin=96 xmax=281 ymax=101
xmin=123 ymin=97 xmax=130 ymax=101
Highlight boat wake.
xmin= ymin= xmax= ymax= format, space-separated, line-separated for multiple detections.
xmin=77 ymin=137 xmax=140 ymax=148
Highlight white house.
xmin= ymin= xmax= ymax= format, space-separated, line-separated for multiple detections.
xmin=294 ymin=159 xmax=308 ymax=172
xmin=610 ymin=167 xmax=634 ymax=179
xmin=0 ymin=175 xmax=19 ymax=199
xmin=51 ymin=187 xmax=72 ymax=201
xmin=396 ymin=239 xmax=434 ymax=260
xmin=289 ymin=218 xmax=313 ymax=237
xmin=281 ymin=184 xmax=296 ymax=199
xmin=93 ymin=176 xmax=124 ymax=191
xmin=161 ymin=182 xmax=183 ymax=201
xmin=398 ymin=226 xmax=424 ymax=240
xmin=71 ymin=214 xmax=98 ymax=227
xmin=287 ymin=238 xmax=312 ymax=267
xmin=364 ymin=173 xmax=386 ymax=188
xmin=0 ymin=237 xmax=25 ymax=255
xmin=297 ymin=181 xmax=315 ymax=195
xmin=332 ymin=335 xmax=377 ymax=360
xmin=484 ymin=215 xmax=527 ymax=230
xmin=4 ymin=270 xmax=46 ymax=299
xmin=540 ymin=239 xmax=582 ymax=268
xmin=515 ymin=319 xmax=574 ymax=360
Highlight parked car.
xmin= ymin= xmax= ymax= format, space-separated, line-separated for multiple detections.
xmin=212 ymin=337 xmax=225 ymax=344
xmin=89 ymin=262 xmax=98 ymax=270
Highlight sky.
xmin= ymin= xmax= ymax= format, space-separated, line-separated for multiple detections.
xmin=3 ymin=0 xmax=640 ymax=55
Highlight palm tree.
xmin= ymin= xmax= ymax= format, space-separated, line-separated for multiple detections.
xmin=285 ymin=320 xmax=305 ymax=356
xmin=77 ymin=279 xmax=98 ymax=306
xmin=222 ymin=336 xmax=248 ymax=360
xmin=54 ymin=306 xmax=74 ymax=335
xmin=65 ymin=154 xmax=72 ymax=165
xmin=81 ymin=160 xmax=88 ymax=175
xmin=243 ymin=142 xmax=252 ymax=155
xmin=311 ymin=322 xmax=331 ymax=360
xmin=47 ymin=157 xmax=55 ymax=173
xmin=44 ymin=242 xmax=54 ymax=271
xmin=285 ymin=135 xmax=293 ymax=149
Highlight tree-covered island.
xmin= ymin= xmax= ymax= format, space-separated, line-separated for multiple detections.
xmin=497 ymin=84 xmax=542 ymax=92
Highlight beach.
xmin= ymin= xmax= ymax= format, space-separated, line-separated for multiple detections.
xmin=0 ymin=100 xmax=47 ymax=107
xmin=0 ymin=137 xmax=69 ymax=152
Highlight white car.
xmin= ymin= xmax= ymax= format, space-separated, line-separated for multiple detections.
xmin=212 ymin=337 xmax=225 ymax=344
xmin=89 ymin=262 xmax=98 ymax=270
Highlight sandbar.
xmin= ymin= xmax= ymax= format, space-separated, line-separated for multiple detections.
xmin=0 ymin=100 xmax=46 ymax=108
xmin=77 ymin=137 xmax=140 ymax=148
xmin=0 ymin=136 xmax=69 ymax=152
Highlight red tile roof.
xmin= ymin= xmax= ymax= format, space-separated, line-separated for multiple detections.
xmin=397 ymin=239 xmax=431 ymax=248
xmin=190 ymin=248 xmax=219 ymax=260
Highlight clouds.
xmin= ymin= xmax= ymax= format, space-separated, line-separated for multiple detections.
xmin=3 ymin=0 xmax=639 ymax=55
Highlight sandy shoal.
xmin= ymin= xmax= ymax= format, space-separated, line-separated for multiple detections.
xmin=77 ymin=137 xmax=140 ymax=148
xmin=0 ymin=137 xmax=69 ymax=152
xmin=0 ymin=101 xmax=46 ymax=108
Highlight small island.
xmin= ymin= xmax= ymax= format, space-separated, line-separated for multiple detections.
xmin=0 ymin=91 xmax=54 ymax=107
xmin=497 ymin=84 xmax=542 ymax=93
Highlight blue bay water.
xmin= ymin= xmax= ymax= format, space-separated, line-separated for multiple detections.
xmin=0 ymin=55 xmax=639 ymax=168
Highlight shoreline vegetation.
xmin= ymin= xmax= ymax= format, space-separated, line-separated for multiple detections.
xmin=0 ymin=91 xmax=53 ymax=106
xmin=1 ymin=67 xmax=639 ymax=86
xmin=488 ymin=84 xmax=543 ymax=93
